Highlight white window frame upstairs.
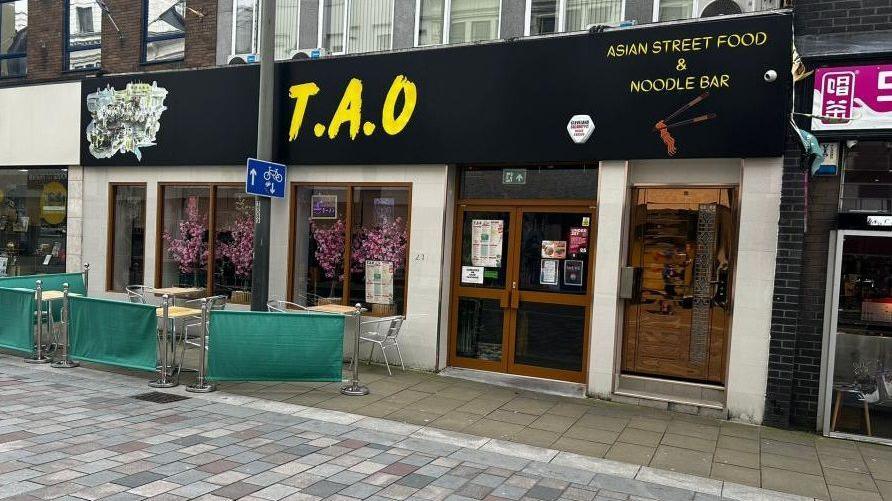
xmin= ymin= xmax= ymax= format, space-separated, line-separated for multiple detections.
xmin=230 ymin=0 xmax=259 ymax=56
xmin=318 ymin=0 xmax=395 ymax=55
xmin=524 ymin=0 xmax=626 ymax=36
xmin=413 ymin=0 xmax=502 ymax=47
xmin=651 ymin=0 xmax=699 ymax=23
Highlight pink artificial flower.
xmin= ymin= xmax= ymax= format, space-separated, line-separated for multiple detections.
xmin=162 ymin=196 xmax=208 ymax=274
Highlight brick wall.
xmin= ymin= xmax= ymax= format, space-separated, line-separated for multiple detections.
xmin=795 ymin=0 xmax=892 ymax=36
xmin=9 ymin=0 xmax=217 ymax=85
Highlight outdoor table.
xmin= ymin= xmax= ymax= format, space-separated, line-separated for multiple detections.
xmin=308 ymin=304 xmax=359 ymax=314
xmin=153 ymin=287 xmax=205 ymax=306
xmin=27 ymin=290 xmax=81 ymax=348
xmin=307 ymin=303 xmax=369 ymax=396
xmin=155 ymin=306 xmax=201 ymax=378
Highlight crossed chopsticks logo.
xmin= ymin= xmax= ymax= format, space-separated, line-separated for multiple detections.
xmin=653 ymin=92 xmax=717 ymax=157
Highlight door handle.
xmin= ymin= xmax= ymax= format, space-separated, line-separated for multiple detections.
xmin=510 ymin=282 xmax=520 ymax=309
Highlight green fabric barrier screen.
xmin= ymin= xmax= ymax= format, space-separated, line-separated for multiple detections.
xmin=207 ymin=310 xmax=345 ymax=382
xmin=0 ymin=287 xmax=35 ymax=354
xmin=0 ymin=273 xmax=87 ymax=319
xmin=68 ymin=295 xmax=157 ymax=372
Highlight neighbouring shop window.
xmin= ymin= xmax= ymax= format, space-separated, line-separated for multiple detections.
xmin=416 ymin=0 xmax=500 ymax=46
xmin=231 ymin=0 xmax=301 ymax=60
xmin=66 ymin=0 xmax=101 ymax=70
xmin=655 ymin=0 xmax=694 ymax=21
xmin=528 ymin=0 xmax=622 ymax=35
xmin=840 ymin=141 xmax=892 ymax=214
xmin=459 ymin=165 xmax=597 ymax=200
xmin=0 ymin=169 xmax=68 ymax=277
xmin=144 ymin=0 xmax=186 ymax=63
xmin=0 ymin=0 xmax=27 ymax=78
xmin=107 ymin=185 xmax=146 ymax=291
xmin=158 ymin=185 xmax=254 ymax=303
xmin=292 ymin=184 xmax=410 ymax=315
xmin=828 ymin=235 xmax=892 ymax=441
xmin=321 ymin=0 xmax=393 ymax=54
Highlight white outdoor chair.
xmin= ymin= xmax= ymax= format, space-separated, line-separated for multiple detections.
xmin=125 ymin=285 xmax=152 ymax=304
xmin=179 ymin=295 xmax=227 ymax=373
xmin=359 ymin=316 xmax=406 ymax=376
xmin=267 ymin=299 xmax=309 ymax=312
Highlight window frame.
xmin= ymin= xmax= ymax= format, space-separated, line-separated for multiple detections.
xmin=523 ymin=0 xmax=625 ymax=36
xmin=287 ymin=181 xmax=414 ymax=315
xmin=155 ymin=182 xmax=253 ymax=296
xmin=142 ymin=0 xmax=186 ymax=64
xmin=651 ymin=0 xmax=698 ymax=22
xmin=317 ymin=0 xmax=395 ymax=55
xmin=414 ymin=0 xmax=502 ymax=47
xmin=64 ymin=0 xmax=102 ymax=72
xmin=0 ymin=0 xmax=27 ymax=78
xmin=230 ymin=0 xmax=259 ymax=56
xmin=106 ymin=183 xmax=147 ymax=292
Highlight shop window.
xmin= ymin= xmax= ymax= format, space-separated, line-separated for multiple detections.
xmin=231 ymin=0 xmax=301 ymax=60
xmin=415 ymin=0 xmax=500 ymax=46
xmin=65 ymin=0 xmax=102 ymax=70
xmin=0 ymin=169 xmax=68 ymax=277
xmin=107 ymin=185 xmax=146 ymax=291
xmin=654 ymin=0 xmax=694 ymax=21
xmin=291 ymin=184 xmax=410 ymax=315
xmin=527 ymin=0 xmax=622 ymax=36
xmin=840 ymin=142 xmax=892 ymax=214
xmin=459 ymin=165 xmax=597 ymax=200
xmin=157 ymin=184 xmax=254 ymax=303
xmin=144 ymin=0 xmax=186 ymax=63
xmin=321 ymin=0 xmax=393 ymax=55
xmin=0 ymin=0 xmax=27 ymax=78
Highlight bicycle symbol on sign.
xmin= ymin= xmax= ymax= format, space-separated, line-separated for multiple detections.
xmin=263 ymin=166 xmax=283 ymax=195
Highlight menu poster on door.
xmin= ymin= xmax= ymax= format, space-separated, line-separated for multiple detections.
xmin=540 ymin=259 xmax=559 ymax=285
xmin=564 ymin=260 xmax=584 ymax=286
xmin=569 ymin=228 xmax=588 ymax=255
xmin=541 ymin=241 xmax=567 ymax=259
xmin=471 ymin=220 xmax=503 ymax=268
xmin=365 ymin=260 xmax=394 ymax=304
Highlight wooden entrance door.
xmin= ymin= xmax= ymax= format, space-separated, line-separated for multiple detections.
xmin=448 ymin=205 xmax=595 ymax=382
xmin=622 ymin=187 xmax=736 ymax=384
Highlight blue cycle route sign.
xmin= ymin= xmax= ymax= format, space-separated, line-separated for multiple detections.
xmin=246 ymin=158 xmax=287 ymax=198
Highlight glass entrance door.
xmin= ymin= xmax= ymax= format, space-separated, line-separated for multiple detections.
xmin=449 ymin=205 xmax=595 ymax=382
xmin=621 ymin=188 xmax=735 ymax=384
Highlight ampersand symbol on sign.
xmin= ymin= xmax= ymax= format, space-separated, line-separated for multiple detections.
xmin=676 ymin=58 xmax=687 ymax=71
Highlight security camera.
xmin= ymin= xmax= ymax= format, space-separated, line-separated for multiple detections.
xmin=764 ymin=69 xmax=778 ymax=82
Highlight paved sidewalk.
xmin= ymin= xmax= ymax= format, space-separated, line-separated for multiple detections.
xmin=1 ymin=356 xmax=819 ymax=501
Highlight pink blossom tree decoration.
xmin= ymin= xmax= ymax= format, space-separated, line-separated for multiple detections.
xmin=216 ymin=198 xmax=255 ymax=282
xmin=351 ymin=217 xmax=409 ymax=273
xmin=162 ymin=196 xmax=208 ymax=284
xmin=311 ymin=219 xmax=346 ymax=297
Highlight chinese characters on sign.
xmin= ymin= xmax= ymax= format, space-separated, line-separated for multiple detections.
xmin=471 ymin=220 xmax=503 ymax=268
xmin=812 ymin=64 xmax=892 ymax=131
xmin=311 ymin=195 xmax=338 ymax=219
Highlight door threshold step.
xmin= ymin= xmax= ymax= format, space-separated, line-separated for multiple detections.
xmin=439 ymin=367 xmax=586 ymax=399
xmin=611 ymin=389 xmax=727 ymax=417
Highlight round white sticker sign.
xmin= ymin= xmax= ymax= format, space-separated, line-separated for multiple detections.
xmin=566 ymin=114 xmax=595 ymax=144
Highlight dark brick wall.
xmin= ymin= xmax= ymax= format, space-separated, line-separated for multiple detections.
xmin=795 ymin=0 xmax=892 ymax=36
xmin=7 ymin=0 xmax=217 ymax=85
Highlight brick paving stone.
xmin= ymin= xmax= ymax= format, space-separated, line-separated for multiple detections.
xmin=113 ymin=471 xmax=167 ymax=488
xmin=211 ymin=480 xmax=265 ymax=498
xmin=301 ymin=479 xmax=348 ymax=497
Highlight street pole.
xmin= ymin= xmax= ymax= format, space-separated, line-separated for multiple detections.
xmin=250 ymin=0 xmax=276 ymax=311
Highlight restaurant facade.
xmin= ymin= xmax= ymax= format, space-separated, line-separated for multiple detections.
xmin=70 ymin=11 xmax=792 ymax=423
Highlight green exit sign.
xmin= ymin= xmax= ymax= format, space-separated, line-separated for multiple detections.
xmin=502 ymin=169 xmax=527 ymax=185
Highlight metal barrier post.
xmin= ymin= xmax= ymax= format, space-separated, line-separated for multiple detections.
xmin=341 ymin=303 xmax=369 ymax=396
xmin=186 ymin=298 xmax=215 ymax=393
xmin=25 ymin=280 xmax=50 ymax=364
xmin=82 ymin=263 xmax=90 ymax=296
xmin=149 ymin=294 xmax=176 ymax=388
xmin=51 ymin=283 xmax=78 ymax=369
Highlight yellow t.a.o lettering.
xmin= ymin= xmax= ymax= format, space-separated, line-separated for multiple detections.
xmin=328 ymin=78 xmax=363 ymax=140
xmin=381 ymin=75 xmax=417 ymax=136
xmin=288 ymin=82 xmax=321 ymax=141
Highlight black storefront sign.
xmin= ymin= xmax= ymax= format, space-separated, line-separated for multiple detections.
xmin=80 ymin=12 xmax=792 ymax=167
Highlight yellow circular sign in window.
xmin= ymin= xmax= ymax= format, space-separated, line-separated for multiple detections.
xmin=40 ymin=181 xmax=67 ymax=225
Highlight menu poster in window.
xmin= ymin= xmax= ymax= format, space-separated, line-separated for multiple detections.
xmin=471 ymin=219 xmax=503 ymax=268
xmin=569 ymin=228 xmax=588 ymax=255
xmin=374 ymin=198 xmax=395 ymax=225
xmin=564 ymin=259 xmax=584 ymax=286
xmin=311 ymin=195 xmax=338 ymax=219
xmin=365 ymin=260 xmax=394 ymax=304
xmin=540 ymin=259 xmax=559 ymax=285
xmin=541 ymin=240 xmax=567 ymax=259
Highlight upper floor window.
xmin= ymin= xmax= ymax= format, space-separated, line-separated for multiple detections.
xmin=654 ymin=0 xmax=695 ymax=21
xmin=0 ymin=0 xmax=27 ymax=78
xmin=66 ymin=0 xmax=102 ymax=70
xmin=527 ymin=0 xmax=622 ymax=35
xmin=231 ymin=0 xmax=301 ymax=60
xmin=416 ymin=0 xmax=500 ymax=47
xmin=321 ymin=0 xmax=393 ymax=54
xmin=144 ymin=0 xmax=185 ymax=63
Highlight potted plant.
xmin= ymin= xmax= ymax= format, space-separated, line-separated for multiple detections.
xmin=216 ymin=199 xmax=254 ymax=304
xmin=311 ymin=218 xmax=346 ymax=303
xmin=162 ymin=196 xmax=208 ymax=287
xmin=351 ymin=217 xmax=408 ymax=315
